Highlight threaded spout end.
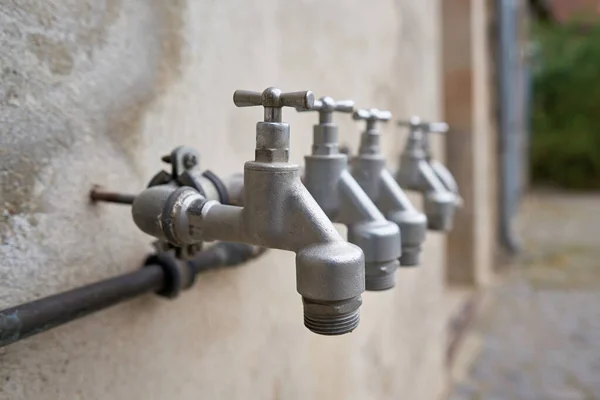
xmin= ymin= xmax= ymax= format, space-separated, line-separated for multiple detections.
xmin=427 ymin=213 xmax=453 ymax=231
xmin=365 ymin=273 xmax=397 ymax=291
xmin=304 ymin=309 xmax=360 ymax=335
xmin=424 ymin=192 xmax=456 ymax=232
xmin=302 ymin=296 xmax=362 ymax=335
xmin=365 ymin=260 xmax=398 ymax=291
xmin=399 ymin=246 xmax=421 ymax=267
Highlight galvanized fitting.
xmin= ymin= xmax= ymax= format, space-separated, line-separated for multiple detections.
xmin=398 ymin=116 xmax=463 ymax=208
xmin=135 ymin=146 xmax=235 ymax=259
xmin=395 ymin=116 xmax=458 ymax=232
xmin=132 ymin=88 xmax=365 ymax=336
xmin=302 ymin=296 xmax=361 ymax=335
xmin=300 ymin=97 xmax=401 ymax=289
xmin=349 ymin=108 xmax=428 ymax=266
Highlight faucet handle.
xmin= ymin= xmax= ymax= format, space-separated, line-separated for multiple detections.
xmin=397 ymin=115 xmax=425 ymax=131
xmin=352 ymin=108 xmax=392 ymax=132
xmin=298 ymin=96 xmax=355 ymax=113
xmin=397 ymin=116 xmax=449 ymax=134
xmin=298 ymin=96 xmax=354 ymax=125
xmin=233 ymin=87 xmax=315 ymax=122
xmin=353 ymin=108 xmax=393 ymax=123
xmin=426 ymin=122 xmax=450 ymax=134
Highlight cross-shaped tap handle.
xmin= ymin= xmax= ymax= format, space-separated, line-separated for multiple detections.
xmin=352 ymin=108 xmax=393 ymax=131
xmin=297 ymin=96 xmax=354 ymax=124
xmin=233 ymin=87 xmax=315 ymax=122
xmin=353 ymin=108 xmax=393 ymax=122
xmin=397 ymin=116 xmax=449 ymax=134
xmin=299 ymin=96 xmax=355 ymax=113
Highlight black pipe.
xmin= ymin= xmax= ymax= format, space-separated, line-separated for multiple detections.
xmin=0 ymin=266 xmax=164 ymax=347
xmin=189 ymin=242 xmax=266 ymax=274
xmin=0 ymin=243 xmax=265 ymax=348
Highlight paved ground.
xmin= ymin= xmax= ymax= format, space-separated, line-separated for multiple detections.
xmin=449 ymin=191 xmax=600 ymax=400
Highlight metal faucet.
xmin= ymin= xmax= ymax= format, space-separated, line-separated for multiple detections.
xmin=131 ymin=87 xmax=365 ymax=336
xmin=407 ymin=118 xmax=463 ymax=207
xmin=395 ymin=116 xmax=457 ymax=231
xmin=299 ymin=97 xmax=402 ymax=291
xmin=349 ymin=109 xmax=428 ymax=266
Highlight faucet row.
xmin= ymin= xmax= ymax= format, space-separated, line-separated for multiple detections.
xmin=130 ymin=87 xmax=461 ymax=336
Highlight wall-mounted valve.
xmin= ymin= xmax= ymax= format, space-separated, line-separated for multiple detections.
xmin=140 ymin=146 xmax=231 ymax=259
xmin=395 ymin=116 xmax=457 ymax=231
xmin=402 ymin=118 xmax=463 ymax=207
xmin=349 ymin=109 xmax=428 ymax=266
xmin=299 ymin=97 xmax=402 ymax=290
xmin=131 ymin=87 xmax=365 ymax=336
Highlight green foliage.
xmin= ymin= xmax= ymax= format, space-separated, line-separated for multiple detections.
xmin=531 ymin=20 xmax=600 ymax=189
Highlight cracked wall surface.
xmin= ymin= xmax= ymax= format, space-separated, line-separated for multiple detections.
xmin=0 ymin=1 xmax=446 ymax=399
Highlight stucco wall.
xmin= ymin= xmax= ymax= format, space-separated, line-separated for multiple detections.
xmin=0 ymin=1 xmax=446 ymax=399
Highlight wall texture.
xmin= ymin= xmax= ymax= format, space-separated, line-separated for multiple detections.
xmin=0 ymin=1 xmax=446 ymax=399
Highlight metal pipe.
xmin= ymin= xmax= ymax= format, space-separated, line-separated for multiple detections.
xmin=189 ymin=242 xmax=267 ymax=273
xmin=0 ymin=266 xmax=163 ymax=347
xmin=90 ymin=186 xmax=137 ymax=205
xmin=497 ymin=0 xmax=522 ymax=254
xmin=0 ymin=243 xmax=265 ymax=348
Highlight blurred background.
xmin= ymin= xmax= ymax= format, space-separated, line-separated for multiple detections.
xmin=450 ymin=0 xmax=600 ymax=399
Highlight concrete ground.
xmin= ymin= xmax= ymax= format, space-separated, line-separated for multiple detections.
xmin=448 ymin=191 xmax=600 ymax=400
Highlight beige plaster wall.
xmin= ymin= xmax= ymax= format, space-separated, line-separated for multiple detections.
xmin=443 ymin=0 xmax=495 ymax=287
xmin=0 ymin=1 xmax=446 ymax=399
